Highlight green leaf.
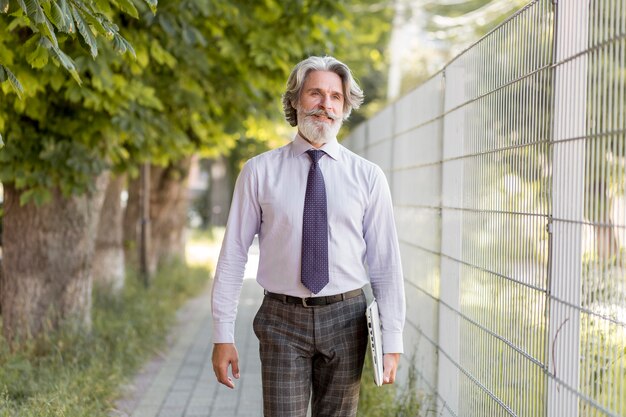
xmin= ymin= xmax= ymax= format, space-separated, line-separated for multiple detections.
xmin=115 ymin=0 xmax=138 ymax=19
xmin=48 ymin=0 xmax=69 ymax=31
xmin=150 ymin=39 xmax=175 ymax=68
xmin=58 ymin=0 xmax=75 ymax=33
xmin=78 ymin=9 xmax=108 ymax=37
xmin=157 ymin=13 xmax=176 ymax=37
xmin=182 ymin=26 xmax=196 ymax=45
xmin=101 ymin=19 xmax=119 ymax=36
xmin=23 ymin=0 xmax=46 ymax=24
xmin=26 ymin=38 xmax=49 ymax=68
xmin=2 ymin=65 xmax=24 ymax=98
xmin=72 ymin=7 xmax=98 ymax=57
xmin=125 ymin=38 xmax=136 ymax=57
xmin=111 ymin=33 xmax=127 ymax=54
xmin=93 ymin=0 xmax=112 ymax=15
xmin=37 ymin=17 xmax=59 ymax=47
xmin=0 ymin=0 xmax=9 ymax=13
xmin=112 ymin=33 xmax=135 ymax=57
xmin=43 ymin=38 xmax=81 ymax=84
xmin=142 ymin=0 xmax=157 ymax=14
xmin=15 ymin=0 xmax=27 ymax=14
xmin=49 ymin=69 xmax=65 ymax=91
xmin=0 ymin=65 xmax=6 ymax=82
xmin=192 ymin=27 xmax=207 ymax=47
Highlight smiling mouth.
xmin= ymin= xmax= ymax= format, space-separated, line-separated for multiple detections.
xmin=312 ymin=114 xmax=334 ymax=123
xmin=303 ymin=108 xmax=339 ymax=122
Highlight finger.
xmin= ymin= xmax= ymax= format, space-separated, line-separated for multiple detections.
xmin=217 ymin=368 xmax=236 ymax=389
xmin=387 ymin=365 xmax=397 ymax=384
xmin=220 ymin=377 xmax=235 ymax=389
xmin=382 ymin=357 xmax=397 ymax=385
xmin=232 ymin=357 xmax=240 ymax=379
xmin=383 ymin=363 xmax=390 ymax=384
xmin=214 ymin=362 xmax=236 ymax=389
xmin=383 ymin=367 xmax=392 ymax=384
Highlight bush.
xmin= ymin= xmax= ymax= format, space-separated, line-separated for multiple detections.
xmin=0 ymin=260 xmax=210 ymax=417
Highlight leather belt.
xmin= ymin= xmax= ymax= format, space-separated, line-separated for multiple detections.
xmin=264 ymin=288 xmax=363 ymax=307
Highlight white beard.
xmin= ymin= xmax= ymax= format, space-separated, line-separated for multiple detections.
xmin=297 ymin=108 xmax=342 ymax=145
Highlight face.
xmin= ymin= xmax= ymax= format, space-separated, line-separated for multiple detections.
xmin=295 ymin=71 xmax=345 ymax=147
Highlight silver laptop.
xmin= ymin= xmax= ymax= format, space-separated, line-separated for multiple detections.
xmin=365 ymin=299 xmax=384 ymax=386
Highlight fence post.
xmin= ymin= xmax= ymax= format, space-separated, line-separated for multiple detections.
xmin=437 ymin=65 xmax=464 ymax=416
xmin=547 ymin=0 xmax=588 ymax=415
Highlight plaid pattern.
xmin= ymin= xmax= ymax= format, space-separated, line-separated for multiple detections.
xmin=253 ymin=292 xmax=368 ymax=417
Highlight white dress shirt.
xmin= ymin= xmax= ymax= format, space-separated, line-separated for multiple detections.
xmin=211 ymin=134 xmax=406 ymax=353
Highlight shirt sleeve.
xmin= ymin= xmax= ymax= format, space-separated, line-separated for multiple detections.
xmin=363 ymin=166 xmax=406 ymax=354
xmin=211 ymin=159 xmax=261 ymax=343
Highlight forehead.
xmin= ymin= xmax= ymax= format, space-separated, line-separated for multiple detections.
xmin=303 ymin=71 xmax=343 ymax=93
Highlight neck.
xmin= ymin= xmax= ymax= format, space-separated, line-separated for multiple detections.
xmin=298 ymin=131 xmax=325 ymax=148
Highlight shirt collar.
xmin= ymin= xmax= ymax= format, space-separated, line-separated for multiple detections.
xmin=291 ymin=133 xmax=340 ymax=161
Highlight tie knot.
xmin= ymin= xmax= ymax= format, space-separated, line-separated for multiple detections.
xmin=306 ymin=149 xmax=325 ymax=164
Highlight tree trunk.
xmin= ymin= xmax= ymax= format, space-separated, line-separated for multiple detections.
xmin=208 ymin=156 xmax=233 ymax=226
xmin=594 ymin=223 xmax=619 ymax=261
xmin=1 ymin=188 xmax=3 ymax=315
xmin=124 ymin=158 xmax=192 ymax=276
xmin=123 ymin=173 xmax=141 ymax=269
xmin=150 ymin=157 xmax=192 ymax=269
xmin=0 ymin=172 xmax=109 ymax=343
xmin=93 ymin=173 xmax=126 ymax=292
xmin=0 ymin=256 xmax=3 ymax=316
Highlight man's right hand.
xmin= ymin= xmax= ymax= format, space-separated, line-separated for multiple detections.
xmin=212 ymin=343 xmax=240 ymax=389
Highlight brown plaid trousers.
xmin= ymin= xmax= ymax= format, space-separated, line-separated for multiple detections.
xmin=252 ymin=291 xmax=368 ymax=417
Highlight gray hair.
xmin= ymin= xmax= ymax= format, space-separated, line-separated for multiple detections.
xmin=282 ymin=56 xmax=364 ymax=127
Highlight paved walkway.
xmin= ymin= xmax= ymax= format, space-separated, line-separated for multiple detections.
xmin=113 ymin=238 xmax=264 ymax=417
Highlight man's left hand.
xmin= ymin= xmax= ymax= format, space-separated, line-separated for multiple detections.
xmin=382 ymin=353 xmax=400 ymax=384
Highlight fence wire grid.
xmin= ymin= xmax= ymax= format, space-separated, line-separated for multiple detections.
xmin=344 ymin=0 xmax=626 ymax=416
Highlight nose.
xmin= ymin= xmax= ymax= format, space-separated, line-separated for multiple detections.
xmin=320 ymin=94 xmax=332 ymax=110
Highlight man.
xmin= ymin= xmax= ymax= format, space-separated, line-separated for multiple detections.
xmin=211 ymin=56 xmax=405 ymax=417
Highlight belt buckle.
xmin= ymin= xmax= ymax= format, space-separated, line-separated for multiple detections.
xmin=302 ymin=297 xmax=312 ymax=308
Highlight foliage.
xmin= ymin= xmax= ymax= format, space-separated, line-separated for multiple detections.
xmin=0 ymin=0 xmax=152 ymax=87
xmin=358 ymin=353 xmax=427 ymax=417
xmin=0 ymin=260 xmax=210 ymax=416
xmin=221 ymin=0 xmax=395 ymax=178
xmin=0 ymin=0 xmax=355 ymax=205
xmin=0 ymin=6 xmax=161 ymax=204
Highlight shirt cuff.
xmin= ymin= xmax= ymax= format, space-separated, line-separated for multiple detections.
xmin=212 ymin=321 xmax=235 ymax=344
xmin=382 ymin=331 xmax=404 ymax=354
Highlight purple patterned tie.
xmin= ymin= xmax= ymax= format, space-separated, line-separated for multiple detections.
xmin=301 ymin=149 xmax=329 ymax=294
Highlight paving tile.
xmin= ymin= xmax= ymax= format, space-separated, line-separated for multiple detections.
xmin=162 ymin=392 xmax=191 ymax=409
xmin=156 ymin=408 xmax=184 ymax=417
xmin=182 ymin=405 xmax=211 ymax=416
xmin=171 ymin=378 xmax=196 ymax=392
xmin=118 ymin=279 xmax=264 ymax=417
xmin=131 ymin=405 xmax=160 ymax=417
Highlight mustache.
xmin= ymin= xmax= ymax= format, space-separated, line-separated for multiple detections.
xmin=303 ymin=108 xmax=341 ymax=121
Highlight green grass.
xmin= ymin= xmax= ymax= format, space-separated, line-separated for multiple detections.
xmin=0 ymin=260 xmax=211 ymax=417
xmin=358 ymin=353 xmax=426 ymax=417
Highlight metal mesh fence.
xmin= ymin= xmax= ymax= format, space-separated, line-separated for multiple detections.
xmin=342 ymin=0 xmax=626 ymax=415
